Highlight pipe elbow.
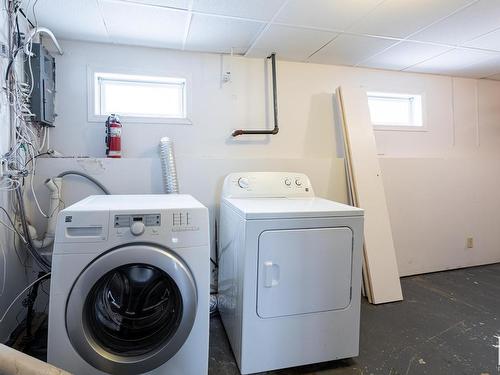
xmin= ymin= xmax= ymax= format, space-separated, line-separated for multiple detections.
xmin=44 ymin=177 xmax=62 ymax=193
xmin=31 ymin=236 xmax=54 ymax=250
xmin=24 ymin=27 xmax=64 ymax=56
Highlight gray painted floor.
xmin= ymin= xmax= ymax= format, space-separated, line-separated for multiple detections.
xmin=209 ymin=263 xmax=500 ymax=375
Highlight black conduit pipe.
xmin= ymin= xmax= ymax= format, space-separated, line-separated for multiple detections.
xmin=232 ymin=53 xmax=279 ymax=137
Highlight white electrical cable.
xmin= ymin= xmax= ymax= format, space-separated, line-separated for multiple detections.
xmin=0 ymin=217 xmax=26 ymax=243
xmin=24 ymin=26 xmax=63 ymax=57
xmin=30 ymin=156 xmax=49 ymax=218
xmin=38 ymin=126 xmax=47 ymax=152
xmin=0 ymin=272 xmax=51 ymax=323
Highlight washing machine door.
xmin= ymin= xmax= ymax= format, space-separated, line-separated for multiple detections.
xmin=66 ymin=244 xmax=197 ymax=375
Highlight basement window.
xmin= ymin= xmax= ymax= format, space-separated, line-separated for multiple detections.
xmin=367 ymin=92 xmax=424 ymax=130
xmin=91 ymin=71 xmax=189 ymax=124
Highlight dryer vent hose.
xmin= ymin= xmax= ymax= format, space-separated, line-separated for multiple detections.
xmin=159 ymin=137 xmax=179 ymax=194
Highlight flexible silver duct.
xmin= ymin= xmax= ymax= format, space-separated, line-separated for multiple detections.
xmin=159 ymin=137 xmax=179 ymax=194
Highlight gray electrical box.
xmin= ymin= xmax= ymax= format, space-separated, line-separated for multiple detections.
xmin=26 ymin=43 xmax=56 ymax=127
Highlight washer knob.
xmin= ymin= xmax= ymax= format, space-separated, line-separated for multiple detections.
xmin=238 ymin=177 xmax=250 ymax=189
xmin=295 ymin=178 xmax=302 ymax=186
xmin=284 ymin=178 xmax=292 ymax=186
xmin=130 ymin=221 xmax=145 ymax=236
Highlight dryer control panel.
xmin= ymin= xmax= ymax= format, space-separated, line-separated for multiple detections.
xmin=222 ymin=172 xmax=315 ymax=198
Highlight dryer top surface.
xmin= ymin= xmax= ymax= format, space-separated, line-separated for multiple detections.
xmin=223 ymin=197 xmax=363 ymax=220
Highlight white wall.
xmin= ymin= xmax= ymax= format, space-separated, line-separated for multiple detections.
xmin=0 ymin=13 xmax=30 ymax=342
xmin=377 ymin=78 xmax=500 ymax=276
xmin=31 ymin=39 xmax=500 ymax=278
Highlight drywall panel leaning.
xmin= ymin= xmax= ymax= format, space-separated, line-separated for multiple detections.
xmin=333 ymin=86 xmax=403 ymax=304
xmin=332 ymin=94 xmax=373 ymax=303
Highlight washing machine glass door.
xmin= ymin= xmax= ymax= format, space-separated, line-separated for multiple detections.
xmin=66 ymin=244 xmax=197 ymax=375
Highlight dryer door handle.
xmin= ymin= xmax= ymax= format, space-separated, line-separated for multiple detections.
xmin=263 ymin=261 xmax=280 ymax=288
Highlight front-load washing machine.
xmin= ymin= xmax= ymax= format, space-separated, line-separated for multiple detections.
xmin=48 ymin=194 xmax=209 ymax=375
xmin=218 ymin=172 xmax=364 ymax=374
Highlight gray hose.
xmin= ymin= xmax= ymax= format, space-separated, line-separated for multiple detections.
xmin=159 ymin=137 xmax=179 ymax=194
xmin=57 ymin=171 xmax=110 ymax=195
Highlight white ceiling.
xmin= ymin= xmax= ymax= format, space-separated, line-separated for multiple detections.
xmin=23 ymin=0 xmax=500 ymax=80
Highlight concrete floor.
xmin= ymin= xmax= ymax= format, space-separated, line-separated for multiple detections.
xmin=16 ymin=263 xmax=500 ymax=374
xmin=209 ymin=263 xmax=500 ymax=375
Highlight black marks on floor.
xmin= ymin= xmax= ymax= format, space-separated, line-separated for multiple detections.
xmin=209 ymin=263 xmax=500 ymax=375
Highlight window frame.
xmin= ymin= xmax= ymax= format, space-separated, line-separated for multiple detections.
xmin=87 ymin=66 xmax=192 ymax=125
xmin=367 ymin=91 xmax=427 ymax=132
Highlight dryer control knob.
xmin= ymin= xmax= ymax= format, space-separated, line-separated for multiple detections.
xmin=238 ymin=177 xmax=250 ymax=189
xmin=130 ymin=221 xmax=145 ymax=236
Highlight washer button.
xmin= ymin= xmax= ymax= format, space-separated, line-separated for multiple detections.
xmin=284 ymin=178 xmax=292 ymax=186
xmin=295 ymin=178 xmax=302 ymax=186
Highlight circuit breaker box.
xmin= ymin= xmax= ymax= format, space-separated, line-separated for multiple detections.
xmin=26 ymin=43 xmax=56 ymax=126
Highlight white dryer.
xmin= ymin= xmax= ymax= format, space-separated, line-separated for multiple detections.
xmin=48 ymin=195 xmax=209 ymax=375
xmin=218 ymin=172 xmax=364 ymax=374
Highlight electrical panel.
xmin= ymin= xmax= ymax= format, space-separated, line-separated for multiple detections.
xmin=26 ymin=43 xmax=56 ymax=127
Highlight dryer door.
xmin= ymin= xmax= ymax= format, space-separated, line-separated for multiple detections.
xmin=66 ymin=244 xmax=197 ymax=375
xmin=257 ymin=227 xmax=353 ymax=318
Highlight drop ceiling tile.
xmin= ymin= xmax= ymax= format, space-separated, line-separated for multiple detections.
xmin=308 ymin=34 xmax=397 ymax=66
xmin=410 ymin=0 xmax=500 ymax=46
xmin=246 ymin=24 xmax=337 ymax=61
xmin=115 ymin=0 xmax=190 ymax=9
xmin=192 ymin=0 xmax=286 ymax=21
xmin=406 ymin=48 xmax=500 ymax=75
xmin=349 ymin=0 xmax=474 ymax=39
xmin=186 ymin=14 xmax=264 ymax=54
xmin=100 ymin=0 xmax=187 ymax=49
xmin=463 ymin=28 xmax=500 ymax=51
xmin=24 ymin=0 xmax=109 ymax=42
xmin=455 ymin=56 xmax=500 ymax=78
xmin=359 ymin=42 xmax=451 ymax=71
xmin=274 ymin=0 xmax=384 ymax=31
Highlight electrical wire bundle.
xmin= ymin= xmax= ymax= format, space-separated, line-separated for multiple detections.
xmin=0 ymin=0 xmax=52 ymax=271
xmin=3 ymin=0 xmax=47 ymax=185
xmin=0 ymin=0 xmax=55 ymax=334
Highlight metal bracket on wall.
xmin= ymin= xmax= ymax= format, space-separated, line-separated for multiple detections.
xmin=231 ymin=53 xmax=279 ymax=137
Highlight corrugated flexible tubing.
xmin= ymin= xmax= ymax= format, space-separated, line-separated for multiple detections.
xmin=159 ymin=137 xmax=179 ymax=194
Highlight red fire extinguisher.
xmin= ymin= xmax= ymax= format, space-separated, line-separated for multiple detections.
xmin=105 ymin=114 xmax=122 ymax=158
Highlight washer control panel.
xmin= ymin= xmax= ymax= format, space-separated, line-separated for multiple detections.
xmin=222 ymin=172 xmax=315 ymax=198
xmin=111 ymin=208 xmax=208 ymax=246
xmin=114 ymin=214 xmax=161 ymax=228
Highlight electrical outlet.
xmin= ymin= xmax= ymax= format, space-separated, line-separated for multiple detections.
xmin=466 ymin=237 xmax=474 ymax=249
xmin=222 ymin=71 xmax=232 ymax=83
